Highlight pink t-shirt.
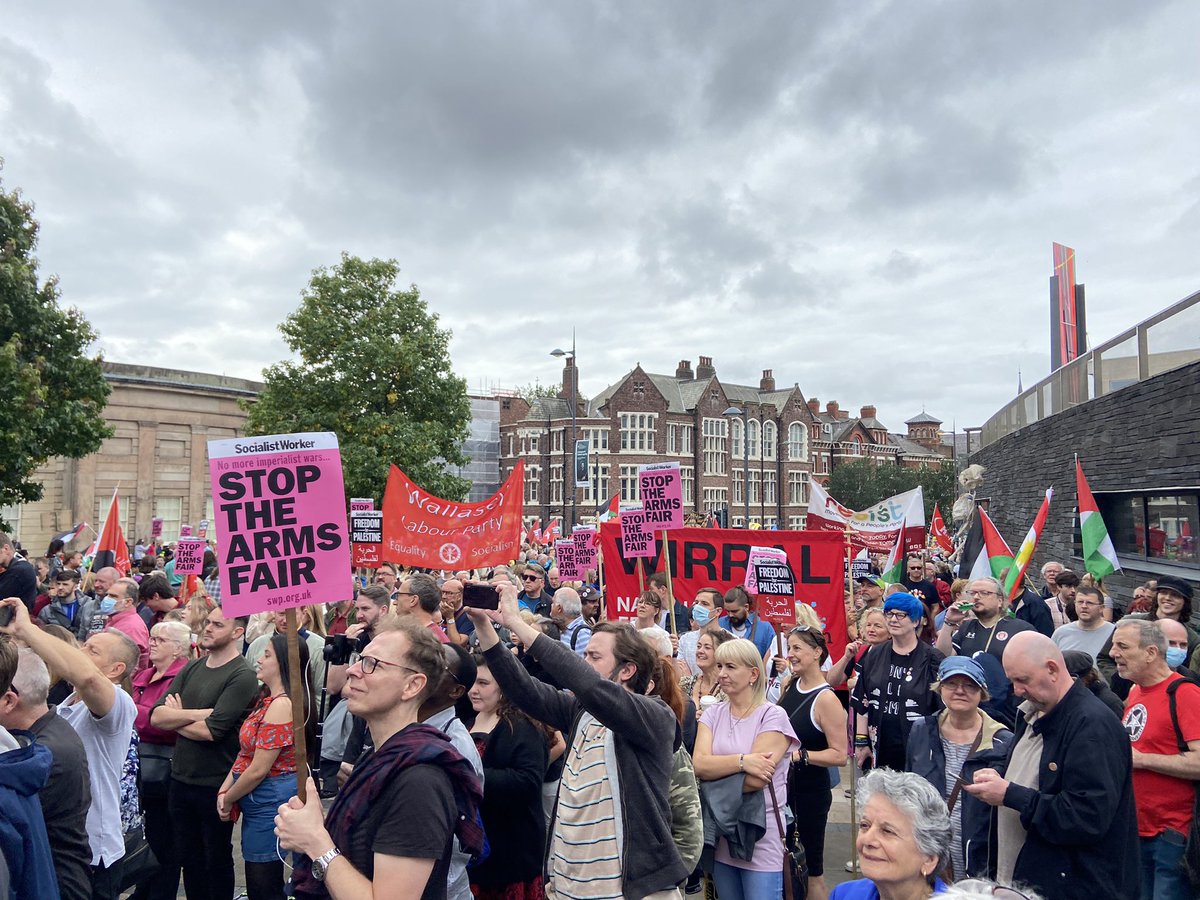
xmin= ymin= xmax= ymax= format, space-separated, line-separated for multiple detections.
xmin=705 ymin=700 xmax=799 ymax=871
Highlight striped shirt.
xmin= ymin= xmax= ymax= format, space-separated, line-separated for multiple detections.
xmin=548 ymin=713 xmax=622 ymax=900
xmin=940 ymin=736 xmax=972 ymax=879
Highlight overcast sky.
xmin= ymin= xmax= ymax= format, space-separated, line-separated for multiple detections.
xmin=4 ymin=1 xmax=1198 ymax=433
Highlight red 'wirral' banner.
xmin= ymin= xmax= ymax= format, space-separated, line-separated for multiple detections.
xmin=598 ymin=524 xmax=848 ymax=659
xmin=382 ymin=461 xmax=524 ymax=569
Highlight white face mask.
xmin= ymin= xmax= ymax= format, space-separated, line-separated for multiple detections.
xmin=1166 ymin=647 xmax=1188 ymax=668
xmin=692 ymin=605 xmax=712 ymax=626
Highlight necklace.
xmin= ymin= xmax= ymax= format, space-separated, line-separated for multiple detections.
xmin=728 ymin=702 xmax=758 ymax=736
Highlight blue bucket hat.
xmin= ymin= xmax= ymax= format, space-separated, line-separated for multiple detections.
xmin=883 ymin=592 xmax=925 ymax=623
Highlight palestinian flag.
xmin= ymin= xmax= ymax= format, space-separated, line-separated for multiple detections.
xmin=881 ymin=524 xmax=907 ymax=583
xmin=929 ymin=503 xmax=953 ymax=554
xmin=92 ymin=490 xmax=132 ymax=576
xmin=597 ymin=494 xmax=620 ymax=523
xmin=1076 ymin=459 xmax=1121 ymax=579
xmin=964 ymin=508 xmax=1014 ymax=582
xmin=51 ymin=522 xmax=88 ymax=546
xmin=1003 ymin=489 xmax=1053 ymax=600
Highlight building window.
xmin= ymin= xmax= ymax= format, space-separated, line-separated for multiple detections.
xmin=582 ymin=465 xmax=611 ymax=503
xmin=749 ymin=469 xmax=762 ymax=505
xmin=1099 ymin=490 xmax=1200 ymax=567
xmin=620 ymin=465 xmax=641 ymax=503
xmin=667 ymin=423 xmax=694 ymax=455
xmin=763 ymin=421 xmax=776 ymax=460
xmin=764 ymin=470 xmax=777 ymax=505
xmin=681 ymin=466 xmax=695 ymax=506
xmin=733 ymin=470 xmax=745 ymax=505
xmin=788 ymin=423 xmax=808 ymax=461
xmin=619 ymin=413 xmax=657 ymax=452
xmin=154 ymin=497 xmax=182 ymax=541
xmin=788 ymin=515 xmax=806 ymax=530
xmin=528 ymin=434 xmax=539 ymax=454
xmin=525 ymin=466 xmax=541 ymax=505
xmin=204 ymin=497 xmax=219 ymax=546
xmin=747 ymin=420 xmax=760 ymax=458
xmin=582 ymin=428 xmax=609 ymax=452
xmin=789 ymin=471 xmax=810 ymax=505
xmin=550 ymin=465 xmax=564 ymax=505
xmin=849 ymin=439 xmax=863 ymax=455
xmin=553 ymin=430 xmax=564 ymax=452
xmin=765 ymin=516 xmax=778 ymax=529
xmin=732 ymin=516 xmax=745 ymax=529
xmin=731 ymin=419 xmax=743 ymax=458
xmin=507 ymin=434 xmax=516 ymax=457
xmin=702 ymin=418 xmax=727 ymax=475
xmin=703 ymin=487 xmax=728 ymax=514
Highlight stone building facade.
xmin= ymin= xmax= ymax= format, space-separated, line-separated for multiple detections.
xmin=499 ymin=355 xmax=948 ymax=530
xmin=6 ymin=362 xmax=262 ymax=553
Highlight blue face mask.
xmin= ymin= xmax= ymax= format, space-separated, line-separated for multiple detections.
xmin=692 ymin=605 xmax=712 ymax=626
xmin=1166 ymin=647 xmax=1188 ymax=668
xmin=98 ymin=597 xmax=117 ymax=615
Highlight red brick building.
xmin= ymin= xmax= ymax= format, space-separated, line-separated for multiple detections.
xmin=498 ymin=356 xmax=947 ymax=528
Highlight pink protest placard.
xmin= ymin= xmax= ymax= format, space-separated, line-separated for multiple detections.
xmin=555 ymin=538 xmax=581 ymax=579
xmin=743 ymin=546 xmax=789 ymax=594
xmin=350 ymin=498 xmax=374 ymax=512
xmin=572 ymin=527 xmax=598 ymax=572
xmin=150 ymin=518 xmax=163 ymax=539
xmin=208 ymin=432 xmax=352 ymax=616
xmin=198 ymin=519 xmax=210 ymax=539
xmin=174 ymin=538 xmax=206 ymax=576
xmin=620 ymin=508 xmax=656 ymax=558
xmin=638 ymin=462 xmax=683 ymax=530
xmin=179 ymin=524 xmax=193 ymax=538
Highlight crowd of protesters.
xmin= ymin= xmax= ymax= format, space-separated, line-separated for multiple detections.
xmin=0 ymin=526 xmax=1198 ymax=900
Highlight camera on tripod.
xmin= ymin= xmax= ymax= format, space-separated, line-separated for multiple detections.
xmin=323 ymin=632 xmax=365 ymax=665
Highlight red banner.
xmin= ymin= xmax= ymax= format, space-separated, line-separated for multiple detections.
xmin=382 ymin=461 xmax=524 ymax=570
xmin=598 ymin=524 xmax=848 ymax=659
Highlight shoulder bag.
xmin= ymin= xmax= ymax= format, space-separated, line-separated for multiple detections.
xmin=767 ymin=781 xmax=807 ymax=900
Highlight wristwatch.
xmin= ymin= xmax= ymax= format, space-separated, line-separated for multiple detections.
xmin=312 ymin=846 xmax=342 ymax=881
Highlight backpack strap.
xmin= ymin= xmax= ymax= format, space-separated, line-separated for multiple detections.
xmin=1167 ymin=678 xmax=1190 ymax=754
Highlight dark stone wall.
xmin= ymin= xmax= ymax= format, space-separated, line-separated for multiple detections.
xmin=969 ymin=359 xmax=1200 ymax=603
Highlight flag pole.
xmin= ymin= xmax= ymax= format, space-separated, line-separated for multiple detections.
xmin=844 ymin=522 xmax=859 ymax=875
xmin=661 ymin=530 xmax=677 ymax=636
xmin=85 ymin=485 xmax=120 ymax=579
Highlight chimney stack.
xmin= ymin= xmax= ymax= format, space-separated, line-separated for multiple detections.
xmin=675 ymin=359 xmax=694 ymax=381
xmin=696 ymin=356 xmax=716 ymax=379
xmin=559 ymin=355 xmax=578 ymax=403
xmin=860 ymin=405 xmax=877 ymax=420
xmin=807 ymin=398 xmax=820 ymax=414
xmin=759 ymin=369 xmax=775 ymax=392
xmin=826 ymin=400 xmax=839 ymax=417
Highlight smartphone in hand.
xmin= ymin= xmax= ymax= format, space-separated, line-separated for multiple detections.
xmin=462 ymin=582 xmax=500 ymax=610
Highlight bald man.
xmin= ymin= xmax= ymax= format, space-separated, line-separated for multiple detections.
xmin=964 ymin=632 xmax=1138 ymax=900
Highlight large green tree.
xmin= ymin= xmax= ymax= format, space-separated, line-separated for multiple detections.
xmin=825 ymin=459 xmax=956 ymax=523
xmin=244 ymin=254 xmax=471 ymax=502
xmin=0 ymin=172 xmax=111 ymax=528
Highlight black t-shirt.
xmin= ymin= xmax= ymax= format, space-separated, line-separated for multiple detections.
xmin=902 ymin=579 xmax=942 ymax=611
xmin=952 ymin=616 xmax=1035 ymax=662
xmin=343 ymin=763 xmax=456 ymax=900
xmin=29 ymin=708 xmax=93 ymax=900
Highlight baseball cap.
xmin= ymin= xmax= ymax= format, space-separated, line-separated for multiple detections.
xmin=931 ymin=656 xmax=989 ymax=692
xmin=856 ymin=575 xmax=886 ymax=590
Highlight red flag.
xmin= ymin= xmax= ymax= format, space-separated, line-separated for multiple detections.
xmin=93 ymin=490 xmax=131 ymax=576
xmin=929 ymin=502 xmax=953 ymax=554
xmin=543 ymin=519 xmax=561 ymax=543
xmin=526 ymin=518 xmax=542 ymax=546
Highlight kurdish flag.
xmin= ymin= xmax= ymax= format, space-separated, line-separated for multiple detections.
xmin=1076 ymin=459 xmax=1121 ymax=579
xmin=965 ymin=509 xmax=1015 ymax=582
xmin=1003 ymin=489 xmax=1053 ymax=600
xmin=881 ymin=523 xmax=907 ymax=583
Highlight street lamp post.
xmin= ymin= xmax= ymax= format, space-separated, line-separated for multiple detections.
xmin=551 ymin=339 xmax=578 ymax=529
xmin=723 ymin=406 xmax=750 ymax=525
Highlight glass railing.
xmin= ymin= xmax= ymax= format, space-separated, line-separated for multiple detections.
xmin=979 ymin=288 xmax=1200 ymax=447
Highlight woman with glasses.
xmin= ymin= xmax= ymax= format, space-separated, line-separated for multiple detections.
xmin=217 ymin=633 xmax=315 ymax=900
xmin=131 ymin=620 xmax=192 ymax=900
xmin=778 ymin=626 xmax=847 ymax=900
xmin=830 ymin=768 xmax=951 ymax=899
xmin=680 ymin=628 xmax=736 ymax=721
xmin=466 ymin=653 xmax=551 ymax=900
xmin=905 ymin=657 xmax=1013 ymax=883
xmin=852 ymin=594 xmax=945 ymax=772
xmin=694 ymin=637 xmax=799 ymax=900
xmin=827 ymin=607 xmax=890 ymax=693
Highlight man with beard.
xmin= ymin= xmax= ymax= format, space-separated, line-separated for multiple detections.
xmin=151 ymin=606 xmax=258 ymax=900
xmin=467 ymin=579 xmax=687 ymax=900
xmin=717 ymin=585 xmax=776 ymax=661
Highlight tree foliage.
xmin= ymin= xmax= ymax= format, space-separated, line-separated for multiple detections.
xmin=825 ymin=460 xmax=956 ymax=523
xmin=516 ymin=382 xmax=561 ymax=403
xmin=0 ymin=172 xmax=111 ymax=527
xmin=244 ymin=254 xmax=471 ymax=503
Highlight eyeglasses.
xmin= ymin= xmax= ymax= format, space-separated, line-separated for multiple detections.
xmin=149 ymin=636 xmax=183 ymax=645
xmin=883 ymin=610 xmax=911 ymax=620
xmin=968 ymin=589 xmax=998 ymax=598
xmin=358 ymin=656 xmax=420 ymax=676
xmin=395 ymin=591 xmax=418 ymax=598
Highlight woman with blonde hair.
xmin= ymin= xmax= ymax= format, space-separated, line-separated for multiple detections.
xmin=694 ymin=638 xmax=799 ymax=900
xmin=680 ymin=628 xmax=736 ymax=720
